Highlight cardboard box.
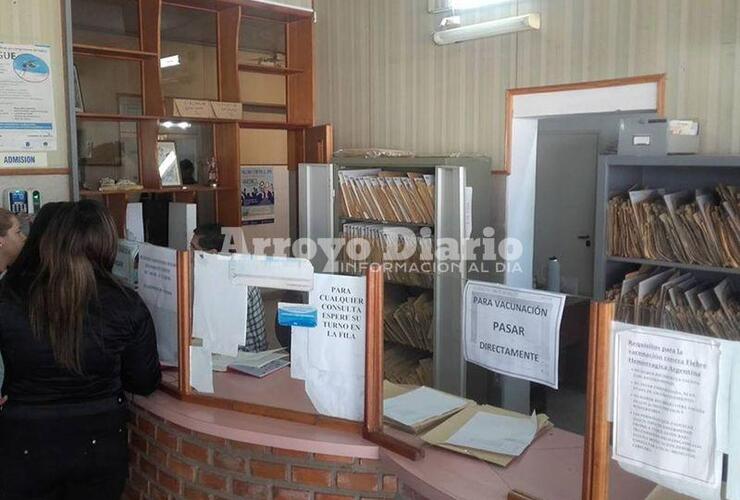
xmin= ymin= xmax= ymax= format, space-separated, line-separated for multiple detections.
xmin=164 ymin=98 xmax=215 ymax=118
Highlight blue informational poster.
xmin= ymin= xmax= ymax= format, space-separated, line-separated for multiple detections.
xmin=0 ymin=43 xmax=56 ymax=152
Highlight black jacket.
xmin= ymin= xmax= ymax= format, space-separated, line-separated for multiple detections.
xmin=0 ymin=279 xmax=161 ymax=406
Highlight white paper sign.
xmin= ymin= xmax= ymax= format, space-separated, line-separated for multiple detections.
xmin=290 ymin=326 xmax=308 ymax=380
xmin=113 ymin=239 xmax=140 ymax=288
xmin=230 ymin=253 xmax=314 ymax=291
xmin=463 ymin=281 xmax=565 ymax=388
xmin=168 ymin=202 xmax=197 ymax=251
xmin=305 ymin=273 xmax=366 ymax=421
xmin=138 ymin=244 xmax=179 ymax=365
xmin=727 ymin=341 xmax=740 ymax=500
xmin=613 ymin=326 xmax=722 ymax=500
xmin=0 ymin=44 xmax=56 ymax=151
xmin=307 ymin=274 xmax=366 ymax=375
xmin=192 ymin=252 xmax=248 ymax=356
xmin=190 ymin=344 xmax=214 ymax=393
xmin=125 ymin=203 xmax=144 ymax=243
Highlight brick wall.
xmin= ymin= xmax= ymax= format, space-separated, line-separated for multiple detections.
xmin=124 ymin=405 xmax=398 ymax=500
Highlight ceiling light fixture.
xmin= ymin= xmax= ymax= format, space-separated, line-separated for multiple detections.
xmin=161 ymin=121 xmax=191 ymax=129
xmin=448 ymin=0 xmax=512 ymax=10
xmin=433 ymin=13 xmax=540 ymax=45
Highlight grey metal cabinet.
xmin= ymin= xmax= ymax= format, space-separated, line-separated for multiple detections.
xmin=299 ymin=156 xmax=495 ymax=397
xmin=593 ymin=154 xmax=740 ymax=301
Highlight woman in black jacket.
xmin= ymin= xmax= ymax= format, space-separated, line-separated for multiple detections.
xmin=0 ymin=200 xmax=161 ymax=500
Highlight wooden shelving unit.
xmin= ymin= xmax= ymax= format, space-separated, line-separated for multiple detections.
xmin=72 ymin=43 xmax=158 ymax=60
xmin=76 ymin=112 xmax=160 ymax=121
xmin=238 ymin=63 xmax=303 ymax=75
xmin=239 ymin=120 xmax=305 ymax=130
xmin=70 ymin=0 xmax=331 ymax=236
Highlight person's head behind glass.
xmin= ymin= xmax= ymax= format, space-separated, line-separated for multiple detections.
xmin=190 ymin=223 xmax=225 ymax=253
xmin=0 ymin=208 xmax=27 ymax=273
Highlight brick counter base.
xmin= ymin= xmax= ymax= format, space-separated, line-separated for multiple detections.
xmin=124 ymin=406 xmax=398 ymax=500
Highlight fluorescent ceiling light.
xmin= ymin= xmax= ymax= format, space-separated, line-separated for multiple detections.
xmin=449 ymin=0 xmax=511 ymax=10
xmin=433 ymin=13 xmax=540 ymax=45
xmin=160 ymin=55 xmax=180 ymax=68
xmin=161 ymin=121 xmax=191 ymax=129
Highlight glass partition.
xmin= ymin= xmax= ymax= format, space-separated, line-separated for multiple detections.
xmin=238 ymin=17 xmax=286 ymax=66
xmin=239 ymin=17 xmax=287 ymax=122
xmin=71 ymin=0 xmax=140 ymax=50
xmin=157 ymin=121 xmax=214 ymax=186
xmin=73 ymin=56 xmax=142 ymax=116
xmin=77 ymin=120 xmax=140 ymax=191
xmin=160 ymin=4 xmax=219 ymax=101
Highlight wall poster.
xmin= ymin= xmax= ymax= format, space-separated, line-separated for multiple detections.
xmin=240 ymin=166 xmax=276 ymax=225
xmin=0 ymin=43 xmax=56 ymax=152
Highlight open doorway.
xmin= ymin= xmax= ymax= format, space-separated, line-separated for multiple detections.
xmin=533 ymin=111 xmax=657 ymax=298
xmin=496 ymin=75 xmax=665 ymax=420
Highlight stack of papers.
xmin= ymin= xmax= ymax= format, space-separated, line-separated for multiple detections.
xmin=445 ymin=411 xmax=538 ymax=457
xmin=229 ymin=358 xmax=290 ymax=378
xmin=384 ymin=344 xmax=432 ymax=386
xmin=383 ymin=383 xmax=471 ymax=434
xmin=421 ymin=405 xmax=552 ymax=467
xmin=608 ymin=185 xmax=739 ymax=268
xmin=212 ymin=348 xmax=289 ymax=372
xmin=605 ymin=268 xmax=739 ymax=340
xmin=339 ymin=224 xmax=433 ymax=288
xmin=383 ymin=291 xmax=434 ymax=352
xmin=338 ymin=169 xmax=435 ymax=225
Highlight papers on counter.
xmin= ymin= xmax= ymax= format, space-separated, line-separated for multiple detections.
xmin=421 ymin=404 xmax=551 ymax=467
xmin=445 ymin=411 xmax=538 ymax=457
xmin=212 ymin=348 xmax=288 ymax=372
xmin=229 ymin=358 xmax=290 ymax=378
xmin=384 ymin=386 xmax=469 ymax=433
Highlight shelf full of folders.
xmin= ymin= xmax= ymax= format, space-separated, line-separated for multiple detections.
xmin=336 ymin=167 xmax=436 ymax=386
xmin=594 ymin=155 xmax=740 ymax=339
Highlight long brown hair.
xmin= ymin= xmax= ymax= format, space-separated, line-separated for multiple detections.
xmin=29 ymin=200 xmax=118 ymax=373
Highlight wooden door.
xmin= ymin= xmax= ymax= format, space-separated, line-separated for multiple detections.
xmin=304 ymin=124 xmax=333 ymax=164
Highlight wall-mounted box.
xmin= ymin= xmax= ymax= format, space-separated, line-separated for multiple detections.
xmin=618 ymin=118 xmax=699 ymax=156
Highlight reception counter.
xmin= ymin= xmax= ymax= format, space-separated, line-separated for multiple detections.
xmin=124 ymin=390 xmax=654 ymax=500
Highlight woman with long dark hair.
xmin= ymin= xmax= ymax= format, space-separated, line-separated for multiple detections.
xmin=0 ymin=200 xmax=161 ymax=499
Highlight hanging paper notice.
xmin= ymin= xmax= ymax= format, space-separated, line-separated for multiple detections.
xmin=0 ymin=44 xmax=56 ymax=152
xmin=463 ymin=281 xmax=565 ymax=389
xmin=113 ymin=239 xmax=140 ymax=288
xmin=612 ymin=325 xmax=722 ymax=500
xmin=138 ymin=244 xmax=179 ymax=366
xmin=193 ymin=252 xmax=248 ymax=357
xmin=305 ymin=273 xmax=366 ymax=421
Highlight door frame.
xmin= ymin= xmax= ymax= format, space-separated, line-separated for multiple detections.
xmin=499 ymin=74 xmax=665 ymax=291
xmin=502 ymin=74 xmax=666 ymax=175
